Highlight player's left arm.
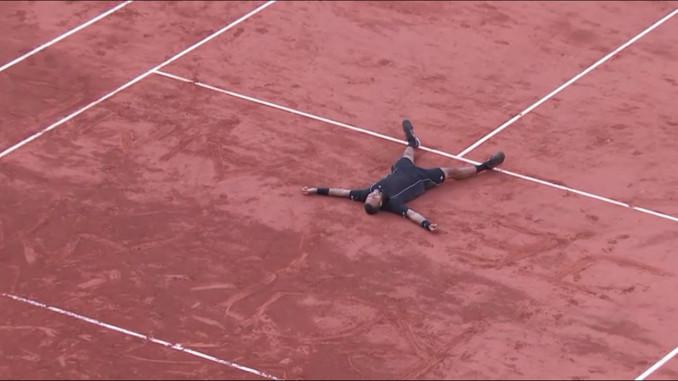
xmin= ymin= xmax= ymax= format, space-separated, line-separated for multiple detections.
xmin=405 ymin=208 xmax=438 ymax=232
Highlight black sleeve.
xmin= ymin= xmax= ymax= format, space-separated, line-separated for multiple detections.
xmin=384 ymin=200 xmax=409 ymax=217
xmin=349 ymin=188 xmax=370 ymax=202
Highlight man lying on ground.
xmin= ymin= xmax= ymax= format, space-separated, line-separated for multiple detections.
xmin=302 ymin=120 xmax=505 ymax=232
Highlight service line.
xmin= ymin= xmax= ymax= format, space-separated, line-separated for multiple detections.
xmin=153 ymin=69 xmax=678 ymax=224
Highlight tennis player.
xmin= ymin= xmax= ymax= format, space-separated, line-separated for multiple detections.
xmin=302 ymin=120 xmax=505 ymax=232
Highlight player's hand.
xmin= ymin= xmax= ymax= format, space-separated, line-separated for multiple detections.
xmin=428 ymin=223 xmax=439 ymax=232
xmin=301 ymin=186 xmax=316 ymax=195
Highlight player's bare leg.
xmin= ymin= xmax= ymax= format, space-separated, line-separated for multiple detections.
xmin=402 ymin=146 xmax=415 ymax=162
xmin=441 ymin=151 xmax=505 ymax=181
xmin=441 ymin=165 xmax=477 ymax=180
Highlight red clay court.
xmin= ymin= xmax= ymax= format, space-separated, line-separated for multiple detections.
xmin=1 ymin=1 xmax=677 ymax=379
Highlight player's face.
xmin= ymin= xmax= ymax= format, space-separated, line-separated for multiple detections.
xmin=366 ymin=189 xmax=383 ymax=207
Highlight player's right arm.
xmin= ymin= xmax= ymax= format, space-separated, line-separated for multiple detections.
xmin=301 ymin=186 xmax=351 ymax=198
xmin=383 ymin=201 xmax=439 ymax=232
xmin=405 ymin=208 xmax=439 ymax=232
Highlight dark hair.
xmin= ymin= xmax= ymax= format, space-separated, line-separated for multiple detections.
xmin=364 ymin=203 xmax=380 ymax=215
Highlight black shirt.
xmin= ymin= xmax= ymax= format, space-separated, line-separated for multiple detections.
xmin=349 ymin=158 xmax=443 ymax=216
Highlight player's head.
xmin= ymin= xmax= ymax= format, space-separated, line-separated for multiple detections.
xmin=364 ymin=189 xmax=383 ymax=215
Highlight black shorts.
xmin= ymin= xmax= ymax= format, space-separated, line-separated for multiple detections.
xmin=391 ymin=157 xmax=446 ymax=186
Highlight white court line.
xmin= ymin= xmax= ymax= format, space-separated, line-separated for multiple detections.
xmin=457 ymin=8 xmax=678 ymax=157
xmin=0 ymin=1 xmax=133 ymax=73
xmin=0 ymin=0 xmax=276 ymax=160
xmin=153 ymin=69 xmax=678 ymax=224
xmin=1 ymin=293 xmax=279 ymax=380
xmin=636 ymin=346 xmax=678 ymax=380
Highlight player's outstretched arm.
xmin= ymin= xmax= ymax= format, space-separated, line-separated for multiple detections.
xmin=301 ymin=186 xmax=351 ymax=198
xmin=405 ymin=208 xmax=438 ymax=232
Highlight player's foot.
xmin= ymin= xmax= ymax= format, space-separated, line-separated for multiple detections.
xmin=484 ymin=151 xmax=505 ymax=169
xmin=402 ymin=119 xmax=421 ymax=148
